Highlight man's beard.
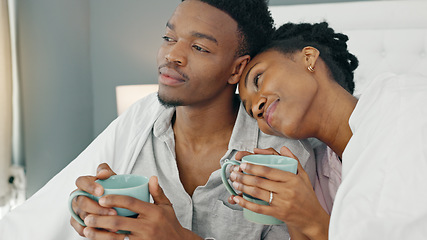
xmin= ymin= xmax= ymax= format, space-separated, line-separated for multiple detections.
xmin=157 ymin=92 xmax=183 ymax=108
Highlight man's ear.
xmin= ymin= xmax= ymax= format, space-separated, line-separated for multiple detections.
xmin=229 ymin=55 xmax=251 ymax=84
xmin=302 ymin=46 xmax=320 ymax=70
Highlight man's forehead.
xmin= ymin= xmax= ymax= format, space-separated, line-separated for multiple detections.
xmin=170 ymin=0 xmax=238 ymax=36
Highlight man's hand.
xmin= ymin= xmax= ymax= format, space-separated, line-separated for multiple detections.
xmin=70 ymin=163 xmax=117 ymax=236
xmin=82 ymin=176 xmax=202 ymax=240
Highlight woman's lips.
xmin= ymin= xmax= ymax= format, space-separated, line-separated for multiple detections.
xmin=265 ymin=99 xmax=279 ymax=128
xmin=158 ymin=67 xmax=186 ymax=86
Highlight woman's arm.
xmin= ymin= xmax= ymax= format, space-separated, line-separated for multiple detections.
xmin=231 ymin=146 xmax=330 ymax=240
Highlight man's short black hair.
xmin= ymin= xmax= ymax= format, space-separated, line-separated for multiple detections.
xmin=182 ymin=0 xmax=274 ymax=57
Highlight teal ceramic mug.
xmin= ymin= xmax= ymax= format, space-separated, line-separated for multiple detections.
xmin=68 ymin=174 xmax=150 ymax=227
xmin=221 ymin=154 xmax=298 ymax=225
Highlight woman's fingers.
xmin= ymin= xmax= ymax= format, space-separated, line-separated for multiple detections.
xmin=238 ymin=162 xmax=296 ymax=182
xmin=232 ymin=180 xmax=272 ymax=203
xmin=234 ymin=151 xmax=253 ymax=161
xmin=279 ymin=146 xmax=312 ymax=186
xmin=253 ymin=147 xmax=280 ymax=155
xmin=232 ymin=195 xmax=274 ymax=217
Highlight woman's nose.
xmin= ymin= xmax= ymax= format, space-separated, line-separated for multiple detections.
xmin=252 ymin=98 xmax=266 ymax=119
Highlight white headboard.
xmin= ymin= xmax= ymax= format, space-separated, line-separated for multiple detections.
xmin=270 ymin=0 xmax=427 ymax=97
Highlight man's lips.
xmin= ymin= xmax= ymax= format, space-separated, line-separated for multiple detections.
xmin=264 ymin=99 xmax=279 ymax=127
xmin=158 ymin=67 xmax=186 ymax=86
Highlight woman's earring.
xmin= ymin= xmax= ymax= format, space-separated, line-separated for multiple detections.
xmin=308 ymin=65 xmax=315 ymax=72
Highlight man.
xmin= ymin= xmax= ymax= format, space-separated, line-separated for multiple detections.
xmin=0 ymin=0 xmax=315 ymax=239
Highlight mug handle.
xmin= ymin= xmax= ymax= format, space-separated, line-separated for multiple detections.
xmin=68 ymin=190 xmax=95 ymax=227
xmin=220 ymin=159 xmax=241 ymax=196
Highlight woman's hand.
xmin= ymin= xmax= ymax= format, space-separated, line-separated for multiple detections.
xmin=229 ymin=146 xmax=329 ymax=240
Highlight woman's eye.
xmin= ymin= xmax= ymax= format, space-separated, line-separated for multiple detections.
xmin=254 ymin=73 xmax=262 ymax=88
xmin=193 ymin=45 xmax=209 ymax=53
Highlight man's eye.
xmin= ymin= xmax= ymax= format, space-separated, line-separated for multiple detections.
xmin=162 ymin=36 xmax=174 ymax=42
xmin=193 ymin=45 xmax=209 ymax=53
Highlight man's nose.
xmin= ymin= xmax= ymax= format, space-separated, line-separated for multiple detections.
xmin=165 ymin=42 xmax=187 ymax=66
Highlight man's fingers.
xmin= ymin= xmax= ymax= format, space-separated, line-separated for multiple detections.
xmin=75 ymin=176 xmax=104 ymax=197
xmin=83 ymin=225 xmax=130 ymax=240
xmin=70 ymin=217 xmax=86 ymax=237
xmin=98 ymin=195 xmax=152 ymax=217
xmin=84 ymin=215 xmax=136 ymax=234
xmin=96 ymin=163 xmax=116 ymax=179
xmin=72 ymin=195 xmax=116 ymax=220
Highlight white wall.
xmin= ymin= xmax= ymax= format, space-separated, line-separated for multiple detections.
xmin=17 ymin=0 xmax=93 ymax=196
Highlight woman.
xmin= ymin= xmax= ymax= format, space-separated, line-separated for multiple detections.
xmin=230 ymin=22 xmax=427 ymax=239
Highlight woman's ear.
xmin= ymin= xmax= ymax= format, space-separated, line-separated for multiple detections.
xmin=303 ymin=46 xmax=320 ymax=71
xmin=228 ymin=55 xmax=251 ymax=84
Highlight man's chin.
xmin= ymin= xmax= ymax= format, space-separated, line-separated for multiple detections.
xmin=157 ymin=93 xmax=183 ymax=108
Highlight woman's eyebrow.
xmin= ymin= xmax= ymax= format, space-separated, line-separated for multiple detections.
xmin=244 ymin=62 xmax=259 ymax=88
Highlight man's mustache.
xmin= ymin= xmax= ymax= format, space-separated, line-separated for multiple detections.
xmin=158 ymin=63 xmax=190 ymax=81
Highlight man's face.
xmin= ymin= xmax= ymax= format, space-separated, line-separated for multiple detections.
xmin=156 ymin=0 xmax=240 ymax=107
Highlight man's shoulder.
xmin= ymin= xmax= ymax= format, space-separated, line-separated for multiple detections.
xmin=121 ymin=93 xmax=165 ymax=120
xmin=114 ymin=93 xmax=167 ymax=134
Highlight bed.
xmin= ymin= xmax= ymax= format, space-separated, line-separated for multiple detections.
xmin=270 ymin=0 xmax=427 ymax=97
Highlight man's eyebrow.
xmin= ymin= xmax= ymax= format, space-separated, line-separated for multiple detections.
xmin=191 ymin=32 xmax=218 ymax=45
xmin=244 ymin=62 xmax=259 ymax=88
xmin=165 ymin=22 xmax=217 ymax=45
xmin=166 ymin=21 xmax=174 ymax=30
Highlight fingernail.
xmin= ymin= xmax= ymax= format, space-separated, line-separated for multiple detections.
xmin=240 ymin=163 xmax=247 ymax=170
xmin=83 ymin=227 xmax=90 ymax=236
xmin=230 ymin=171 xmax=236 ymax=181
xmin=233 ymin=196 xmax=240 ymax=204
xmin=108 ymin=209 xmax=116 ymax=215
xmin=94 ymin=187 xmax=103 ymax=196
xmin=84 ymin=215 xmax=93 ymax=225
xmin=232 ymin=181 xmax=241 ymax=189
xmin=99 ymin=197 xmax=106 ymax=205
xmin=233 ymin=166 xmax=240 ymax=172
xmin=98 ymin=169 xmax=108 ymax=175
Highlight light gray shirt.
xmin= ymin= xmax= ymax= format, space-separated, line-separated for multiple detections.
xmin=132 ymin=103 xmax=315 ymax=240
xmin=0 ymin=93 xmax=314 ymax=240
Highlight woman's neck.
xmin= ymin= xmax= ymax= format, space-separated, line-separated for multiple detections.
xmin=315 ymin=83 xmax=358 ymax=158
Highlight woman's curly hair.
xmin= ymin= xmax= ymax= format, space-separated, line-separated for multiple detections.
xmin=266 ymin=22 xmax=358 ymax=94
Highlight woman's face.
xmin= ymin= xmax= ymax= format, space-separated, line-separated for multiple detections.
xmin=239 ymin=50 xmax=318 ymax=139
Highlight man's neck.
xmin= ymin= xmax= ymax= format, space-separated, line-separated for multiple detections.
xmin=173 ymin=94 xmax=240 ymax=146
